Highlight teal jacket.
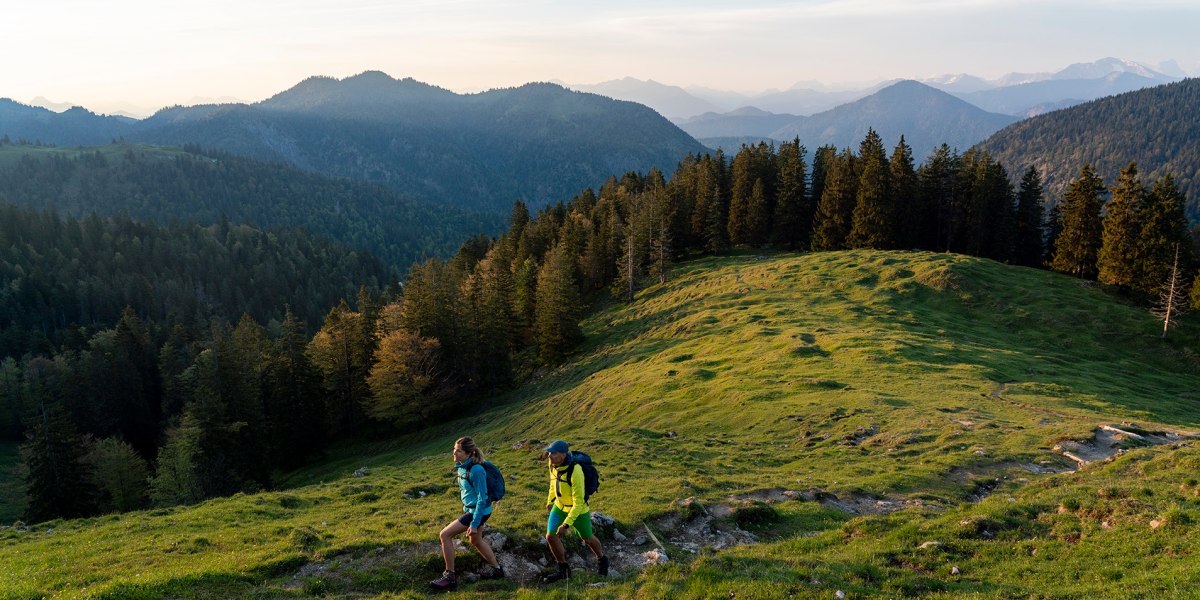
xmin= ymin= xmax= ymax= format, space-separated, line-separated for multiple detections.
xmin=456 ymin=460 xmax=493 ymax=528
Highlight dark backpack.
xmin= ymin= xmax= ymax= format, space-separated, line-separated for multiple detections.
xmin=467 ymin=461 xmax=506 ymax=505
xmin=564 ymin=451 xmax=600 ymax=502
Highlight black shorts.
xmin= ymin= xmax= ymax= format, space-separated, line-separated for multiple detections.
xmin=457 ymin=512 xmax=491 ymax=527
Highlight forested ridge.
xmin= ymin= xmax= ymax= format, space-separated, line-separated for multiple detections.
xmin=976 ymin=77 xmax=1200 ymax=221
xmin=5 ymin=123 xmax=1197 ymax=525
xmin=0 ymin=202 xmax=392 ymax=357
xmin=0 ymin=141 xmax=497 ymax=268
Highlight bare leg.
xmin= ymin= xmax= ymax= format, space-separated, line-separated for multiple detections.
xmin=583 ymin=536 xmax=604 ymax=559
xmin=468 ymin=526 xmax=499 ymax=567
xmin=439 ymin=520 xmax=469 ymax=572
xmin=545 ymin=532 xmax=567 ymax=563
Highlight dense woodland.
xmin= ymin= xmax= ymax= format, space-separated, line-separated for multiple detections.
xmin=0 ymin=140 xmax=496 ymax=268
xmin=0 ymin=202 xmax=393 ymax=357
xmin=5 ymin=128 xmax=1198 ymax=524
xmin=977 ymin=77 xmax=1200 ymax=222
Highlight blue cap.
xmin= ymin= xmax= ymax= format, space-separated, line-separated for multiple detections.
xmin=545 ymin=440 xmax=569 ymax=454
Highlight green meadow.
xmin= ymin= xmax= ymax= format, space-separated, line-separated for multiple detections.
xmin=0 ymin=142 xmax=187 ymax=169
xmin=2 ymin=250 xmax=1198 ymax=598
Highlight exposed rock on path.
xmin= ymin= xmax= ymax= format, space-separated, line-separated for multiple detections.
xmin=1054 ymin=424 xmax=1196 ymax=468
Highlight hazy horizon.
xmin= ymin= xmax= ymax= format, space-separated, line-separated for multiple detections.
xmin=8 ymin=0 xmax=1199 ymax=117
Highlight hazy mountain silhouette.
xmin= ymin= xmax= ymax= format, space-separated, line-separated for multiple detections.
xmin=769 ymin=80 xmax=1017 ymax=156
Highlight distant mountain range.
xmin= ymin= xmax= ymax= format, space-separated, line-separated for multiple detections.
xmin=976 ymin=77 xmax=1200 ymax=221
xmin=568 ymin=57 xmax=1182 ymax=125
xmin=1 ymin=72 xmax=707 ymax=212
xmin=681 ymin=81 xmax=1017 ymax=157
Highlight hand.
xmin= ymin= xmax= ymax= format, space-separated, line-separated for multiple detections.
xmin=467 ymin=526 xmax=478 ymax=537
xmin=557 ymin=523 xmax=570 ymax=536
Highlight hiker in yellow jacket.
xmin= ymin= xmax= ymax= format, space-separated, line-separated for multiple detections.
xmin=542 ymin=440 xmax=608 ymax=582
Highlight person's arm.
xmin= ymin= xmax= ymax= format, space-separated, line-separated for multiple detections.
xmin=563 ymin=464 xmax=587 ymax=526
xmin=469 ymin=464 xmax=488 ymax=528
xmin=546 ymin=462 xmax=556 ymax=509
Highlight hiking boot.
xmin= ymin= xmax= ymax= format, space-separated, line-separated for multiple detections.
xmin=542 ymin=562 xmax=570 ymax=583
xmin=480 ymin=564 xmax=506 ymax=580
xmin=429 ymin=570 xmax=457 ymax=591
xmin=598 ymin=555 xmax=609 ymax=577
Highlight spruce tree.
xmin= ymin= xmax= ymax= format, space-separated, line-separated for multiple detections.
xmin=916 ymin=145 xmax=960 ymax=251
xmin=772 ymin=138 xmax=809 ymax=248
xmin=263 ymin=308 xmax=325 ymax=469
xmin=1136 ymin=175 xmax=1194 ymax=296
xmin=1013 ymin=166 xmax=1046 ymax=267
xmin=811 ymin=149 xmax=858 ymax=251
xmin=809 ymin=146 xmax=836 ymax=218
xmin=847 ymin=129 xmax=894 ymax=249
xmin=1097 ymin=163 xmax=1146 ymax=290
xmin=22 ymin=404 xmax=96 ymax=522
xmin=1044 ymin=202 xmax=1064 ymax=267
xmin=534 ymin=243 xmax=583 ymax=364
xmin=889 ymin=136 xmax=918 ymax=249
xmin=1050 ymin=165 xmax=1106 ymax=279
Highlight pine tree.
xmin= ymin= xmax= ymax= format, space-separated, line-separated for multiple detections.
xmin=1098 ymin=163 xmax=1146 ymax=290
xmin=772 ymin=138 xmax=809 ymax=248
xmin=1013 ymin=166 xmax=1046 ymax=267
xmin=1044 ymin=202 xmax=1063 ymax=267
xmin=1050 ymin=165 xmax=1106 ymax=279
xmin=847 ymin=129 xmax=895 ymax=249
xmin=811 ymin=149 xmax=858 ymax=251
xmin=456 ymin=245 xmax=516 ymax=389
xmin=21 ymin=403 xmax=96 ymax=522
xmin=534 ymin=242 xmax=583 ymax=364
xmin=1136 ymin=175 xmax=1194 ymax=297
xmin=917 ymin=145 xmax=960 ymax=251
xmin=308 ymin=301 xmax=370 ymax=437
xmin=263 ymin=308 xmax=325 ymax=469
xmin=613 ymin=194 xmax=647 ymax=302
xmin=509 ymin=200 xmax=531 ymax=242
xmin=888 ymin=136 xmax=919 ymax=249
xmin=809 ymin=146 xmax=836 ymax=222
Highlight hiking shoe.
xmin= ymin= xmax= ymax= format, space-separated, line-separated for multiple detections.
xmin=598 ymin=555 xmax=609 ymax=577
xmin=542 ymin=563 xmax=570 ymax=583
xmin=480 ymin=564 xmax=505 ymax=580
xmin=429 ymin=570 xmax=457 ymax=591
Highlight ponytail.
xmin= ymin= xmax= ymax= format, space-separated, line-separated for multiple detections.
xmin=455 ymin=436 xmax=485 ymax=464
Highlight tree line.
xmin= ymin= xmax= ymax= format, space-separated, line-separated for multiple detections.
xmin=8 ymin=129 xmax=1197 ymax=523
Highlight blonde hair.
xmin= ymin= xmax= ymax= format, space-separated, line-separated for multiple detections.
xmin=455 ymin=436 xmax=485 ymax=464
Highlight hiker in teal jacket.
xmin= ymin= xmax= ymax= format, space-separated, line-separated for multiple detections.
xmin=542 ymin=440 xmax=608 ymax=583
xmin=430 ymin=436 xmax=503 ymax=591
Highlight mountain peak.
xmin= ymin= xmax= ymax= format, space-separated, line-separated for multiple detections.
xmin=257 ymin=72 xmax=454 ymax=113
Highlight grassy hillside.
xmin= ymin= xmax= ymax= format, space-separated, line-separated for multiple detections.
xmin=2 ymin=251 xmax=1199 ymax=598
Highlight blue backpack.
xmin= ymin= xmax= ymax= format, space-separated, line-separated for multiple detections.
xmin=564 ymin=451 xmax=600 ymax=502
xmin=469 ymin=460 xmax=506 ymax=505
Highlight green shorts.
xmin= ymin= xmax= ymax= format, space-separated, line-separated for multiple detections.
xmin=547 ymin=505 xmax=593 ymax=539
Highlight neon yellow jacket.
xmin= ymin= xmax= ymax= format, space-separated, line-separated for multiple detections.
xmin=547 ymin=460 xmax=588 ymax=526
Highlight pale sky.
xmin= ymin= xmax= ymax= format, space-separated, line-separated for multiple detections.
xmin=5 ymin=0 xmax=1198 ymax=116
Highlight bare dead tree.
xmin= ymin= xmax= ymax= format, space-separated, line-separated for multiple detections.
xmin=1152 ymin=244 xmax=1188 ymax=339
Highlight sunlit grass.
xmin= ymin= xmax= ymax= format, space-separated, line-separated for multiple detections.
xmin=2 ymin=250 xmax=1198 ymax=598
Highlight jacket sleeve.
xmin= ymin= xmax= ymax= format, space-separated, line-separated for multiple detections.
xmin=563 ymin=463 xmax=588 ymax=526
xmin=469 ymin=464 xmax=488 ymax=528
xmin=546 ymin=462 xmax=556 ymax=508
